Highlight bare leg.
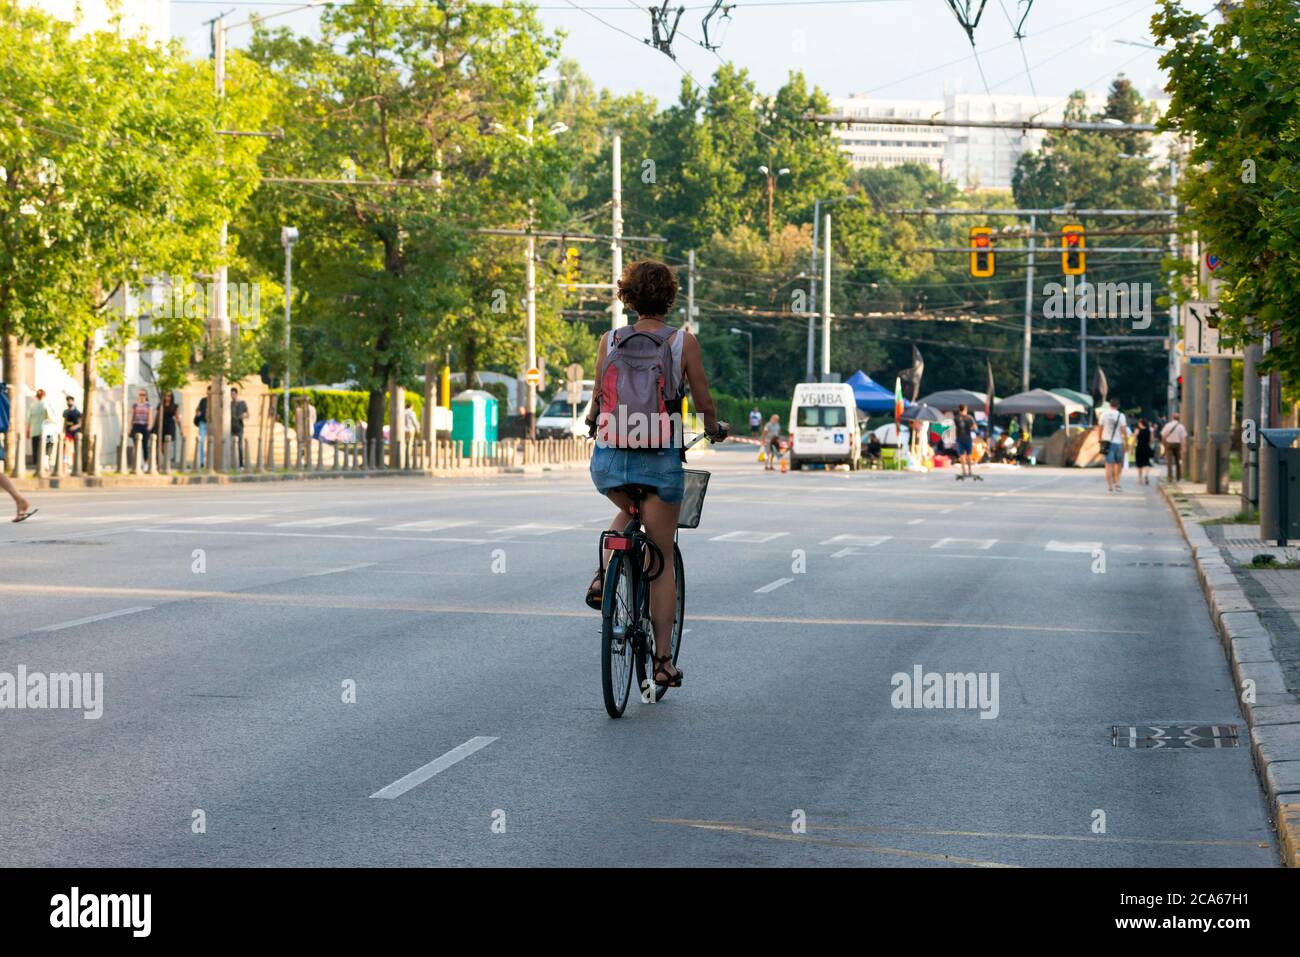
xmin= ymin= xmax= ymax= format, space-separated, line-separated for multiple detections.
xmin=0 ymin=471 xmax=31 ymax=518
xmin=640 ymin=493 xmax=682 ymax=671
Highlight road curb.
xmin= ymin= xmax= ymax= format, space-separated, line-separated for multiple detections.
xmin=14 ymin=461 xmax=588 ymax=490
xmin=1159 ymin=481 xmax=1300 ymax=867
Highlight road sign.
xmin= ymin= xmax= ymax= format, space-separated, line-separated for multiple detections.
xmin=1205 ymin=252 xmax=1222 ymax=272
xmin=1182 ymin=300 xmax=1241 ymax=358
xmin=525 ymin=367 xmax=541 ymax=386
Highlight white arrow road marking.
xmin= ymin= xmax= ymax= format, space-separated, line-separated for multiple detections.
xmin=369 ymin=736 xmax=498 ymax=800
xmin=754 ymin=578 xmax=794 ymax=594
xmin=36 ymin=606 xmax=153 ymax=632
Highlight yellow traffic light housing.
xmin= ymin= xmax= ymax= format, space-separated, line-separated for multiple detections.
xmin=1061 ymin=224 xmax=1086 ymax=276
xmin=969 ymin=227 xmax=994 ymax=278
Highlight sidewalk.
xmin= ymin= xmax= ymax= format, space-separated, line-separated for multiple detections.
xmin=1161 ymin=479 xmax=1300 ymax=867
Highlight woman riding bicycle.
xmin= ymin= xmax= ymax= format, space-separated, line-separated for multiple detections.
xmin=584 ymin=259 xmax=727 ymax=690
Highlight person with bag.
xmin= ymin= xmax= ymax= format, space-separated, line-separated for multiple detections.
xmin=1097 ymin=397 xmax=1129 ymax=492
xmin=583 ymin=260 xmax=728 ymax=689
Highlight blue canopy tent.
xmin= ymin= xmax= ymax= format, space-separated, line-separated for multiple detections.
xmin=847 ymin=370 xmax=897 ymax=415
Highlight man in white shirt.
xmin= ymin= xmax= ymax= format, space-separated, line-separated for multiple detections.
xmin=1159 ymin=413 xmax=1187 ymax=482
xmin=1097 ymin=397 xmax=1129 ymax=492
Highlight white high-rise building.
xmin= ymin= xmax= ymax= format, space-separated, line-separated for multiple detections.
xmin=832 ymin=90 xmax=1172 ymax=191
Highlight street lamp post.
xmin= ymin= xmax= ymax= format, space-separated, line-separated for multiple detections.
xmin=494 ymin=117 xmax=568 ymax=439
xmin=758 ymin=164 xmax=790 ymax=239
xmin=730 ymin=327 xmax=753 ymax=399
xmin=280 ymin=226 xmax=298 ymax=469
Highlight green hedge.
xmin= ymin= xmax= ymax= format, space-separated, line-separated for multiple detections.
xmin=710 ymin=391 xmax=789 ymax=430
xmin=268 ymin=388 xmax=424 ymax=426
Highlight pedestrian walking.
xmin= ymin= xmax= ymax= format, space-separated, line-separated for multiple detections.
xmin=27 ymin=388 xmax=54 ymax=472
xmin=1098 ymin=397 xmax=1129 ymax=492
xmin=1134 ymin=417 xmax=1154 ymax=486
xmin=0 ymin=387 xmax=35 ymax=520
xmin=193 ymin=394 xmax=209 ymax=467
xmin=229 ymin=387 xmax=249 ymax=467
xmin=761 ymin=413 xmax=781 ymax=471
xmin=748 ymin=407 xmax=761 ymax=438
xmin=159 ymin=392 xmax=179 ymax=466
xmin=129 ymin=389 xmax=152 ymax=470
xmin=1159 ymin=412 xmax=1186 ymax=482
xmin=953 ymin=403 xmax=979 ymax=480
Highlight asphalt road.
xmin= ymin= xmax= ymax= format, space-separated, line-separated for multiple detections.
xmin=0 ymin=448 xmax=1278 ymax=867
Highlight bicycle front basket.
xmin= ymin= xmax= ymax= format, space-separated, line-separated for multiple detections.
xmin=678 ymin=469 xmax=711 ymax=529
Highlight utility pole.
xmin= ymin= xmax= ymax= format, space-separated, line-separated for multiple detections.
xmin=821 ymin=213 xmax=832 ymax=379
xmin=1168 ymin=153 xmax=1181 ymax=415
xmin=1022 ymin=213 xmax=1036 ymax=392
xmin=686 ymin=250 xmax=696 ymax=335
xmin=525 ymin=120 xmax=537 ymax=439
xmin=209 ymin=14 xmax=229 ymax=471
xmin=808 ymin=201 xmax=820 ymax=380
xmin=611 ymin=134 xmax=625 ymax=330
xmin=1078 ymin=270 xmax=1088 ymax=395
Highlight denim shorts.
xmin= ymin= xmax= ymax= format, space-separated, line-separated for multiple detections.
xmin=956 ymin=436 xmax=973 ymax=455
xmin=590 ymin=445 xmax=685 ymax=504
xmin=1104 ymin=442 xmax=1126 ymax=464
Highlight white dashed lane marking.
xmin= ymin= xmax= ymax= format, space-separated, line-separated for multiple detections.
xmin=35 ymin=606 xmax=153 ymax=632
xmin=370 ymin=737 xmax=499 ymax=799
xmin=754 ymin=578 xmax=795 ymax=594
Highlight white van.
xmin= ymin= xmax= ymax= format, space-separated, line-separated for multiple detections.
xmin=536 ymin=380 xmax=594 ymax=439
xmin=788 ymin=382 xmax=861 ymax=470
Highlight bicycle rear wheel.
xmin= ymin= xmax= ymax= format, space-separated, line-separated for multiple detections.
xmin=601 ymin=552 xmax=635 ymax=718
xmin=635 ymin=543 xmax=685 ymax=703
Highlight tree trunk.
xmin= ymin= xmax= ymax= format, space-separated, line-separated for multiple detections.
xmin=81 ymin=333 xmax=96 ymax=474
xmin=2 ymin=326 xmax=20 ymax=475
xmin=366 ymin=386 xmax=386 ymax=466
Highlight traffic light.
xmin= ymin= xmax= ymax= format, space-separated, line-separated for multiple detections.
xmin=1061 ymin=224 xmax=1086 ymax=275
xmin=969 ymin=227 xmax=994 ymax=278
xmin=564 ymin=246 xmax=579 ymax=291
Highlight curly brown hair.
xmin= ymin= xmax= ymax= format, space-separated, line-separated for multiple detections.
xmin=617 ymin=259 xmax=678 ymax=317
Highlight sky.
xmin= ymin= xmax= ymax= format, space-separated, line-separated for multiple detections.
xmin=168 ymin=0 xmax=1208 ymax=109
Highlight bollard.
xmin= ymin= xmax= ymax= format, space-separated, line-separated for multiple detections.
xmin=161 ymin=436 xmax=172 ymax=475
xmin=132 ymin=434 xmax=142 ymax=475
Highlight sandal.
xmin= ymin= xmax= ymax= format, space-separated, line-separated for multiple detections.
xmin=585 ymin=566 xmax=604 ymax=610
xmin=653 ymin=654 xmax=683 ymax=688
xmin=12 ymin=508 xmax=37 ymax=523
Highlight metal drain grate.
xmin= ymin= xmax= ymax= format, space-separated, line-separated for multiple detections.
xmin=1112 ymin=725 xmax=1239 ymax=749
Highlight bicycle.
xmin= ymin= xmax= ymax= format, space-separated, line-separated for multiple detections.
xmin=598 ymin=429 xmax=720 ymax=718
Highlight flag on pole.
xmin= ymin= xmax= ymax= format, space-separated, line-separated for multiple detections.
xmin=894 ymin=376 xmax=904 ymax=423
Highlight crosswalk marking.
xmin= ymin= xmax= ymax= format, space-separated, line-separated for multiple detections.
xmin=489 ymin=523 xmax=574 ymax=536
xmin=80 ymin=514 xmax=165 ymax=524
xmin=271 ymin=516 xmax=368 ymax=528
xmin=710 ymin=530 xmax=789 ymax=544
xmin=379 ymin=519 xmax=477 ymax=532
xmin=1045 ymin=540 xmax=1103 ymax=553
xmin=932 ymin=537 xmax=997 ymax=550
xmin=169 ymin=514 xmax=274 ymax=525
xmin=819 ymin=534 xmax=891 ymax=547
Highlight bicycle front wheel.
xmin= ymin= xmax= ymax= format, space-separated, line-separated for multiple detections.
xmin=601 ymin=552 xmax=635 ymax=718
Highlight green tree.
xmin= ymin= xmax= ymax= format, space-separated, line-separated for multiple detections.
xmin=1153 ymin=0 xmax=1300 ymax=388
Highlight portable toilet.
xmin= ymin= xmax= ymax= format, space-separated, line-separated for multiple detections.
xmin=451 ymin=389 xmax=499 ymax=455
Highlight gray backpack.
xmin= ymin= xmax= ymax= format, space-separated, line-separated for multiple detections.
xmin=594 ymin=325 xmax=684 ymax=449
